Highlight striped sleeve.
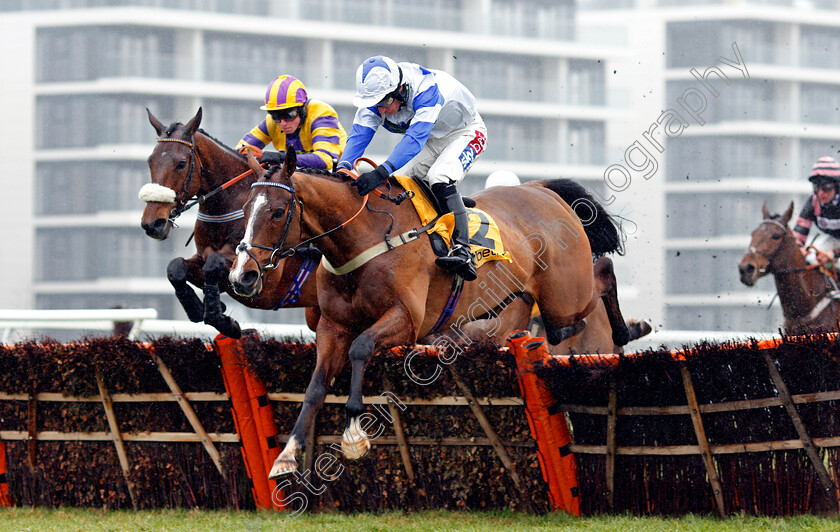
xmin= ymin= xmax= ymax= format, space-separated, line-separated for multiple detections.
xmin=793 ymin=198 xmax=816 ymax=247
xmin=235 ymin=118 xmax=272 ymax=151
xmin=293 ymin=100 xmax=347 ymax=169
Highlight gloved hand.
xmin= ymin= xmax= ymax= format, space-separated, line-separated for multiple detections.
xmin=350 ymin=165 xmax=390 ymax=196
xmin=817 ymin=249 xmax=836 ymax=265
xmin=238 ymin=145 xmax=263 ymax=159
xmin=259 ymin=151 xmax=287 ymax=165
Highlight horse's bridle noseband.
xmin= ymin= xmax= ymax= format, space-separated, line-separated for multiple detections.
xmin=236 ymin=179 xmax=302 ymax=275
xmin=748 ymin=219 xmax=790 ymax=275
xmin=156 ymin=137 xmax=201 ymax=222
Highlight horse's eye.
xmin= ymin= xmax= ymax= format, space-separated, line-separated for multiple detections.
xmin=272 ymin=207 xmax=286 ymax=219
xmin=176 ymin=160 xmax=187 ymax=170
xmin=771 ymin=234 xmax=782 ymax=240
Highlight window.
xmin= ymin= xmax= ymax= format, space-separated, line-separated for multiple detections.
xmin=567 ymin=60 xmax=605 ymax=106
xmin=801 ymin=83 xmax=840 ymax=126
xmin=37 ymin=26 xmax=175 ymax=82
xmin=204 ymin=33 xmax=309 ymax=85
xmin=801 ymin=26 xmax=840 ymax=70
xmin=37 ymin=95 xmax=175 ymax=149
xmin=451 ymin=51 xmax=547 ymax=102
xmin=482 ymin=117 xmax=548 ymax=162
xmin=567 ymin=121 xmax=605 ymax=165
xmin=666 ymin=248 xmax=761 ymax=296
xmin=37 ymin=161 xmax=149 ymax=215
xmin=37 ymin=228 xmax=180 ymax=282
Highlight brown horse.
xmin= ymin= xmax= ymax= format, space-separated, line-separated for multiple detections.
xmin=453 ymin=256 xmax=652 ymax=354
xmin=231 ymin=151 xmax=626 ymax=478
xmin=738 ymin=202 xmax=840 ymax=334
xmin=140 ymin=108 xmax=321 ymax=337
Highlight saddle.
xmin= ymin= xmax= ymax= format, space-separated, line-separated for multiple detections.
xmin=391 ymin=175 xmax=511 ymax=267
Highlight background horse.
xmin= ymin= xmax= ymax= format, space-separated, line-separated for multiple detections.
xmin=738 ymin=202 xmax=840 ymax=334
xmin=231 ymin=151 xmax=625 ymax=478
xmin=140 ymin=108 xmax=321 ymax=337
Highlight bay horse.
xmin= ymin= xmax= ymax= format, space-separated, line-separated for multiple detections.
xmin=738 ymin=202 xmax=840 ymax=334
xmin=231 ymin=151 xmax=626 ymax=478
xmin=451 ymin=256 xmax=652 ymax=354
xmin=140 ymin=108 xmax=321 ymax=338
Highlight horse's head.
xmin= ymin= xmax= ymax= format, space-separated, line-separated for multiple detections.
xmin=230 ymin=150 xmax=300 ymax=297
xmin=739 ymin=201 xmax=794 ymax=286
xmin=140 ymin=107 xmax=203 ymax=240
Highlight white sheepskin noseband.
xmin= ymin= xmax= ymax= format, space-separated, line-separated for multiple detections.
xmin=138 ymin=183 xmax=177 ymax=204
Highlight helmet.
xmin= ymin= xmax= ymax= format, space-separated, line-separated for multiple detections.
xmin=260 ymin=75 xmax=308 ymax=111
xmin=353 ymin=56 xmax=401 ymax=108
xmin=808 ymin=156 xmax=840 ymax=185
xmin=484 ymin=170 xmax=521 ymax=189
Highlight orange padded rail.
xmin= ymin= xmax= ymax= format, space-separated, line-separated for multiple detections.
xmin=508 ymin=330 xmax=580 ymax=515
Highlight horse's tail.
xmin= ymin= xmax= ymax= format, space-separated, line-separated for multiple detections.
xmin=536 ymin=179 xmax=625 ymax=256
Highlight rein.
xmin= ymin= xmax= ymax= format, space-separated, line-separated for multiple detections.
xmin=155 ymin=137 xmax=255 ymax=221
xmin=237 ymin=175 xmax=370 ymax=274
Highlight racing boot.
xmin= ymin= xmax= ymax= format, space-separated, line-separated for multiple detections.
xmin=432 ymin=183 xmax=477 ymax=281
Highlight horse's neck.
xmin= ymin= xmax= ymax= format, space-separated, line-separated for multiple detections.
xmin=194 ymin=132 xmax=253 ymax=209
xmin=773 ymin=236 xmax=830 ymax=319
xmin=298 ymin=173 xmax=409 ymax=263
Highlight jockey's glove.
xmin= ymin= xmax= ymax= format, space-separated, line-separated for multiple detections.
xmin=351 ymin=165 xmax=390 ymax=196
xmin=238 ymin=145 xmax=263 ymax=159
xmin=259 ymin=151 xmax=287 ymax=165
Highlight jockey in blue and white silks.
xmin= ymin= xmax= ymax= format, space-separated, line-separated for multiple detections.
xmin=337 ymin=56 xmax=487 ymax=281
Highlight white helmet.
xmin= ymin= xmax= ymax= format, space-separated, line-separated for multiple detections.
xmin=484 ymin=170 xmax=521 ymax=189
xmin=353 ymin=56 xmax=401 ymax=108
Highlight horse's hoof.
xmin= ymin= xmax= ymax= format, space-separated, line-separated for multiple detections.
xmin=628 ymin=320 xmax=653 ymax=341
xmin=341 ymin=436 xmax=370 ymax=460
xmin=268 ymin=457 xmax=298 ymax=480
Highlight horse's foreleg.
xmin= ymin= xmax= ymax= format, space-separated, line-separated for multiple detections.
xmin=167 ymin=257 xmax=204 ymax=323
xmin=342 ymin=303 xmax=416 ymax=460
xmin=202 ymin=253 xmax=242 ymax=339
xmin=270 ymin=319 xmax=351 ymax=479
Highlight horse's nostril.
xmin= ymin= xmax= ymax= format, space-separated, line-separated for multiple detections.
xmin=241 ymin=270 xmax=259 ymax=289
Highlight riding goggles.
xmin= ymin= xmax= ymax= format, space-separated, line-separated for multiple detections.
xmin=814 ymin=182 xmax=836 ymax=193
xmin=269 ymin=106 xmax=301 ymax=122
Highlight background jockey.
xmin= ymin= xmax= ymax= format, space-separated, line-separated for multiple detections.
xmin=794 ymin=155 xmax=840 ymax=265
xmin=236 ymin=75 xmax=347 ymax=170
xmin=336 ymin=55 xmax=487 ymax=282
xmin=484 ymin=169 xmax=521 ymax=189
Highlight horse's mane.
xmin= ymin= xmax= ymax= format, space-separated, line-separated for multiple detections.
xmin=541 ymin=179 xmax=626 ymax=257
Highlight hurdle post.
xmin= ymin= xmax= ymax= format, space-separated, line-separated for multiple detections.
xmin=508 ymin=331 xmax=581 ymax=515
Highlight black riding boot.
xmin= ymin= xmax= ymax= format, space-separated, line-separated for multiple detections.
xmin=432 ymin=183 xmax=477 ymax=281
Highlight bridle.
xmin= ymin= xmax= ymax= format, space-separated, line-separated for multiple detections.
xmin=748 ymin=219 xmax=799 ymax=275
xmin=236 ymin=171 xmax=369 ymax=277
xmin=156 ymin=138 xmax=202 ymax=222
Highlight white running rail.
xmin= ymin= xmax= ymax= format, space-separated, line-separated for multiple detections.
xmin=0 ymin=308 xmax=315 ymax=344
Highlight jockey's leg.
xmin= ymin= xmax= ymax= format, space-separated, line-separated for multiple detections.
xmin=422 ymin=121 xmax=486 ymax=282
xmin=432 ymin=183 xmax=477 ymax=281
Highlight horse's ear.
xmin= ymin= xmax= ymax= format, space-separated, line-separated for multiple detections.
xmin=246 ymin=149 xmax=262 ymax=176
xmin=184 ymin=107 xmax=203 ymax=136
xmin=781 ymin=201 xmax=794 ymax=225
xmin=283 ymin=149 xmax=297 ymax=179
xmin=147 ymin=108 xmax=166 ymax=136
xmin=762 ymin=202 xmax=771 ymax=220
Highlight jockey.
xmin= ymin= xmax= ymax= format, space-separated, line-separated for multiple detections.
xmin=236 ymin=75 xmax=347 ymax=170
xmin=794 ymin=155 xmax=840 ymax=265
xmin=336 ymin=56 xmax=487 ymax=282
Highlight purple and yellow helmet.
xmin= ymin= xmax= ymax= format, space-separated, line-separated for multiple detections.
xmin=260 ymin=75 xmax=308 ymax=111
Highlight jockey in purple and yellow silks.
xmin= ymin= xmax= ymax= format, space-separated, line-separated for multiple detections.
xmin=794 ymin=156 xmax=840 ymax=266
xmin=337 ymin=56 xmax=487 ymax=281
xmin=237 ymin=75 xmax=347 ymax=170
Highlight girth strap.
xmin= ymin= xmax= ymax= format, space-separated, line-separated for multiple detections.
xmin=427 ymin=274 xmax=466 ymax=335
xmin=274 ymin=254 xmax=319 ymax=309
xmin=320 ymin=228 xmax=422 ymax=276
